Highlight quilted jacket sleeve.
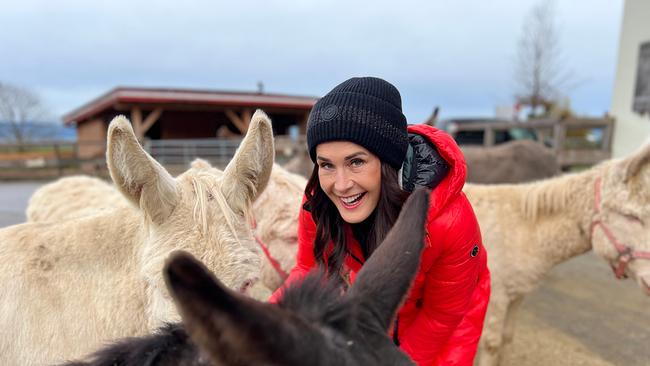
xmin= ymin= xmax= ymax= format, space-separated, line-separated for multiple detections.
xmin=399 ymin=200 xmax=484 ymax=365
xmin=268 ymin=202 xmax=317 ymax=303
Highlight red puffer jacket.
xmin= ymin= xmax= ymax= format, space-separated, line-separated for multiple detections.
xmin=270 ymin=124 xmax=490 ymax=366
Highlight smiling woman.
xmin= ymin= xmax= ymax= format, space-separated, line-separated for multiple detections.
xmin=316 ymin=142 xmax=382 ymax=223
xmin=269 ymin=77 xmax=491 ymax=366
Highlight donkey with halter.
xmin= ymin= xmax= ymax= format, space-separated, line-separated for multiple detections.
xmin=467 ymin=143 xmax=650 ymax=366
xmin=61 ymin=188 xmax=431 ymax=366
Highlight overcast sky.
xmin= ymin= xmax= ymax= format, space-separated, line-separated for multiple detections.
xmin=0 ymin=0 xmax=623 ymax=123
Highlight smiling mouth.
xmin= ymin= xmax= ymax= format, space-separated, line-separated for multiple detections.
xmin=339 ymin=192 xmax=366 ymax=208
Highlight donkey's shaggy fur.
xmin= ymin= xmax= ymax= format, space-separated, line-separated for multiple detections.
xmin=61 ymin=324 xmax=206 ymax=366
xmin=27 ymin=175 xmax=123 ymax=222
xmin=469 ymin=143 xmax=650 ymax=366
xmin=0 ymin=110 xmax=274 ymax=365
xmin=62 ymin=188 xmax=431 ymax=366
xmin=249 ymin=165 xmax=306 ymax=291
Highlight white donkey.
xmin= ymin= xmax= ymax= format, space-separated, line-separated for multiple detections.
xmin=0 ymin=110 xmax=273 ymax=365
xmin=467 ymin=143 xmax=650 ymax=366
xmin=27 ymin=162 xmax=307 ymax=299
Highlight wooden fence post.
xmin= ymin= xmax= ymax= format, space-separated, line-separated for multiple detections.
xmin=53 ymin=143 xmax=63 ymax=176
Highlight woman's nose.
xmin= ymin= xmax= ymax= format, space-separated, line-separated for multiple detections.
xmin=334 ymin=170 xmax=353 ymax=192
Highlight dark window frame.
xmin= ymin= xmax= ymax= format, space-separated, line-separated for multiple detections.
xmin=633 ymin=41 xmax=650 ymax=114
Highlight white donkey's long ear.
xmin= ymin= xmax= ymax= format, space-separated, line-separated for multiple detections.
xmin=106 ymin=115 xmax=178 ymax=224
xmin=623 ymin=143 xmax=650 ymax=184
xmin=221 ymin=110 xmax=274 ymax=213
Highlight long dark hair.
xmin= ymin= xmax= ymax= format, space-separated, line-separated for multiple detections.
xmin=303 ymin=162 xmax=410 ymax=278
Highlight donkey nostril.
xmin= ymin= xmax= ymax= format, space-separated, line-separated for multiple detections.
xmin=239 ymin=278 xmax=257 ymax=293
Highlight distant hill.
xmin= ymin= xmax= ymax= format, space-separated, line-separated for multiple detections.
xmin=0 ymin=122 xmax=76 ymax=143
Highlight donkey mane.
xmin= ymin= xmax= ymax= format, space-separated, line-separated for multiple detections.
xmin=520 ymin=164 xmax=602 ymax=220
xmin=189 ymin=172 xmax=252 ymax=239
xmin=521 ymin=176 xmax=572 ymax=220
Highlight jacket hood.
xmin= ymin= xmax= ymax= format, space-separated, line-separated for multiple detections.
xmin=405 ymin=124 xmax=467 ymax=217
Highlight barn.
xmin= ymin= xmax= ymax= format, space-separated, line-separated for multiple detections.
xmin=63 ymin=87 xmax=318 ymax=164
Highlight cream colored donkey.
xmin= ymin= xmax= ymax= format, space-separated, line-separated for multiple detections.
xmin=0 ymin=110 xmax=274 ymax=365
xmin=27 ymin=162 xmax=307 ymax=299
xmin=467 ymin=143 xmax=650 ymax=366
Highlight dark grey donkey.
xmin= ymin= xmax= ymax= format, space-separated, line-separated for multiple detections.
xmin=62 ymin=188 xmax=430 ymax=366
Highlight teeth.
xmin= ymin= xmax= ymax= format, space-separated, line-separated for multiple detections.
xmin=341 ymin=193 xmax=363 ymax=204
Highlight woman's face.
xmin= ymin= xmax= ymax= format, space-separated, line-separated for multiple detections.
xmin=316 ymin=141 xmax=381 ymax=224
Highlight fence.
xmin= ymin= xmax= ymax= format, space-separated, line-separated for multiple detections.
xmin=0 ymin=118 xmax=614 ymax=179
xmin=0 ymin=136 xmax=306 ymax=179
xmin=445 ymin=117 xmax=615 ymax=169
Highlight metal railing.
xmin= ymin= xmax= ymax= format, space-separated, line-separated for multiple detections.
xmin=0 ymin=136 xmax=306 ymax=179
xmin=144 ymin=138 xmax=243 ymax=167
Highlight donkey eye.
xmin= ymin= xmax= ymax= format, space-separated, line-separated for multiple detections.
xmin=620 ymin=212 xmax=643 ymax=225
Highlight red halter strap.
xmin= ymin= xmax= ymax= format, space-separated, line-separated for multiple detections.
xmin=250 ymin=217 xmax=289 ymax=281
xmin=591 ymin=177 xmax=650 ymax=279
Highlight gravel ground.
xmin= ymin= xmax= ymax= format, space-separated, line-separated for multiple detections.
xmin=501 ymin=252 xmax=650 ymax=366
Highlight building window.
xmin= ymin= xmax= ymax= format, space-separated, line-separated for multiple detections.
xmin=633 ymin=41 xmax=650 ymax=114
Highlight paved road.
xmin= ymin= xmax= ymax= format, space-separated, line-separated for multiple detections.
xmin=1 ymin=181 xmax=648 ymax=365
xmin=0 ymin=181 xmax=44 ymax=228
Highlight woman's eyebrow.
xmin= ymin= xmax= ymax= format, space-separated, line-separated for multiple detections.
xmin=344 ymin=152 xmax=368 ymax=160
xmin=316 ymin=152 xmax=368 ymax=162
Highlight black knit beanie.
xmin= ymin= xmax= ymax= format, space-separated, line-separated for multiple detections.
xmin=306 ymin=77 xmax=408 ymax=169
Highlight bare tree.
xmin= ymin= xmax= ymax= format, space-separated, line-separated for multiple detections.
xmin=514 ymin=0 xmax=574 ymax=118
xmin=0 ymin=82 xmax=53 ymax=145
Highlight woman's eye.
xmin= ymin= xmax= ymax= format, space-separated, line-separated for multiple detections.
xmin=350 ymin=159 xmax=365 ymax=167
xmin=319 ymin=162 xmax=333 ymax=170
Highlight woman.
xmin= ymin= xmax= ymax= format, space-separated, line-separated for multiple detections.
xmin=269 ymin=77 xmax=490 ymax=366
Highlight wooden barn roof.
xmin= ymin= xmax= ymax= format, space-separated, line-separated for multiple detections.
xmin=63 ymin=87 xmax=318 ymax=125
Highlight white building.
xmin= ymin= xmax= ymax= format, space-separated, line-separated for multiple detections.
xmin=611 ymin=0 xmax=650 ymax=158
